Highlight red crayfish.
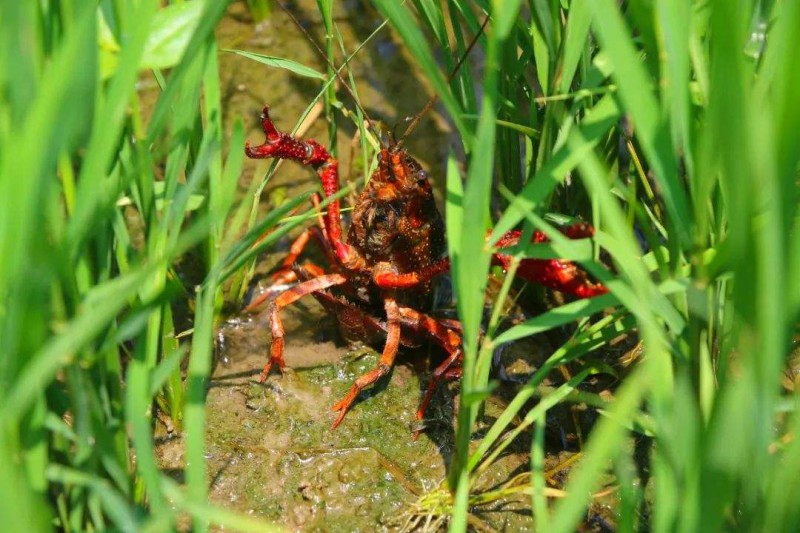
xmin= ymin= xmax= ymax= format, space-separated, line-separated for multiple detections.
xmin=243 ymin=105 xmax=607 ymax=429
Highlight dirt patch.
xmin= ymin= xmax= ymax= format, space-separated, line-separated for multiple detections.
xmin=159 ymin=301 xmax=451 ymax=531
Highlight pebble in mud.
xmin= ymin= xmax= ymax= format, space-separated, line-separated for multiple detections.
xmin=493 ymin=334 xmax=553 ymax=383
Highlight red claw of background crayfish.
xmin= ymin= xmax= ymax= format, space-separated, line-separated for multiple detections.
xmin=492 ymin=226 xmax=608 ymax=299
xmin=245 ymin=105 xmax=332 ymax=166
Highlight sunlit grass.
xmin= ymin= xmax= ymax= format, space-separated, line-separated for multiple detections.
xmin=0 ymin=1 xmax=284 ymax=530
xmin=371 ymin=0 xmax=800 ymax=531
xmin=2 ymin=0 xmax=799 ymax=531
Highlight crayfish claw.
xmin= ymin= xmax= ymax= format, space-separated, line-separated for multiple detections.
xmin=258 ymin=360 xmax=273 ymax=383
xmin=330 ymin=385 xmax=360 ymax=428
xmin=258 ymin=356 xmax=286 ymax=383
xmin=331 ymin=408 xmax=348 ymax=429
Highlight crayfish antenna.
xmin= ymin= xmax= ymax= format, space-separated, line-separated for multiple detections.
xmin=396 ymin=15 xmax=490 ymax=149
xmin=275 ymin=2 xmax=386 ymax=148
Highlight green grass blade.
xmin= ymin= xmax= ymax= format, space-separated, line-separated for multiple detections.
xmin=46 ymin=465 xmax=143 ymax=533
xmin=493 ymin=293 xmax=617 ymax=345
xmin=549 ymin=365 xmax=648 ymax=532
xmin=225 ymin=50 xmax=325 ymax=79
xmin=141 ymin=1 xmax=205 ymax=69
xmin=0 ymin=267 xmax=154 ymax=421
xmin=369 ymin=0 xmax=473 ymax=145
xmin=65 ymin=0 xmax=159 ymax=261
xmin=146 ymin=0 xmax=230 ymax=141
xmin=558 ymin=0 xmax=592 ymax=94
xmin=587 ymin=0 xmax=691 ymax=249
xmin=450 ymin=3 xmax=524 ymax=530
xmin=491 ymin=94 xmax=619 ymax=240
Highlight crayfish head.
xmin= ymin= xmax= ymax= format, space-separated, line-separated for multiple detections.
xmin=378 ymin=146 xmax=433 ymax=198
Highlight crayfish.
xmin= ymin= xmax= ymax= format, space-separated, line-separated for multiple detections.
xmin=243 ymin=105 xmax=607 ymax=429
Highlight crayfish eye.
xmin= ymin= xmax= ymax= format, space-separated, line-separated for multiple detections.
xmin=416 ymin=170 xmax=429 ymax=185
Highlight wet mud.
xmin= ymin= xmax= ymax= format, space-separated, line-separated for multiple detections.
xmin=158 ymin=302 xmax=550 ymax=531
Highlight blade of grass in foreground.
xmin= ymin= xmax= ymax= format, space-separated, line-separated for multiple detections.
xmin=548 ymin=365 xmax=648 ymax=533
xmin=65 ymin=0 xmax=158 ymax=260
xmin=587 ymin=0 xmax=690 ymax=252
xmin=0 ymin=267 xmax=156 ymax=421
xmin=184 ymin=282 xmax=217 ymax=533
xmin=490 ymin=94 xmax=619 ymax=240
xmin=448 ymin=3 xmax=524 ymax=531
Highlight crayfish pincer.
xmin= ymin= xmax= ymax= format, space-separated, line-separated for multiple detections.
xmin=244 ymin=104 xmax=607 ymax=429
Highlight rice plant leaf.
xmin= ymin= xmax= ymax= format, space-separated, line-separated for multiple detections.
xmin=213 ymin=185 xmax=353 ymax=283
xmin=475 ymin=367 xmax=595 ymax=473
xmin=656 ymin=0 xmax=692 ymax=171
xmin=451 ymin=5 xmax=525 ymax=530
xmin=468 ymin=313 xmax=633 ymax=472
xmin=453 ymin=81 xmax=500 ymax=359
xmin=411 ymin=0 xmax=445 ymax=43
xmin=587 ymin=0 xmax=691 ymax=247
xmin=184 ymin=282 xmax=217 ymax=532
xmin=0 ymin=266 xmax=154 ymax=421
xmin=46 ymin=465 xmax=142 ymax=532
xmin=98 ymin=9 xmax=122 ymax=79
xmin=118 ymin=181 xmax=207 ymax=212
xmin=490 ymin=94 xmax=619 ymax=241
xmin=226 ymin=50 xmax=325 ymax=79
xmin=493 ymin=0 xmax=524 ymax=39
xmin=559 ymin=0 xmax=592 ymax=94
xmin=530 ymin=15 xmax=551 ymax=94
xmin=142 ymin=0 xmax=205 ymax=69
xmin=496 ymin=118 xmax=540 ymax=137
xmin=592 ymin=231 xmax=685 ymax=333
xmin=146 ymin=0 xmax=231 ymax=141
xmin=149 ymin=345 xmax=189 ymax=397
xmin=569 ymin=126 xmax=685 ymax=337
xmin=66 ymin=0 xmax=159 ymax=260
xmin=494 ymin=293 xmax=617 ymax=345
xmin=549 ymin=365 xmax=648 ymax=532
xmin=756 ymin=1 xmax=800 ymax=323
xmin=461 ymin=383 xmax=499 ymax=406
xmin=369 ymin=0 xmax=472 ymax=144
xmin=218 ymin=120 xmax=246 ymax=228
xmin=517 ymin=239 xmax=596 ymax=261
xmin=445 ymin=153 xmax=464 ymax=249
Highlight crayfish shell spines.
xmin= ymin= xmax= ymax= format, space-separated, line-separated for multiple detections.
xmin=348 ymin=146 xmax=446 ymax=283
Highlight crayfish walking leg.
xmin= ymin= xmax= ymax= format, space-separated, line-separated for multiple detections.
xmin=330 ymin=298 xmax=402 ymax=428
xmin=397 ymin=307 xmax=463 ymax=423
xmin=260 ymin=273 xmax=348 ymax=380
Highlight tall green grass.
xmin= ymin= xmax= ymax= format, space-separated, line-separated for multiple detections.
xmin=367 ymin=0 xmax=800 ymax=530
xmin=0 ymin=1 xmax=297 ymax=531
xmin=3 ymin=0 xmax=799 ymax=531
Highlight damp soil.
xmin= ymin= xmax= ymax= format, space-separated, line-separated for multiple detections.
xmin=159 ymin=305 xmax=624 ymax=531
xmin=154 ymin=2 xmax=628 ymax=531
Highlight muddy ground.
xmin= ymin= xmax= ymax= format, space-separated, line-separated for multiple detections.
xmin=159 ymin=304 xmax=620 ymax=531
xmin=155 ymin=2 xmax=624 ymax=531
